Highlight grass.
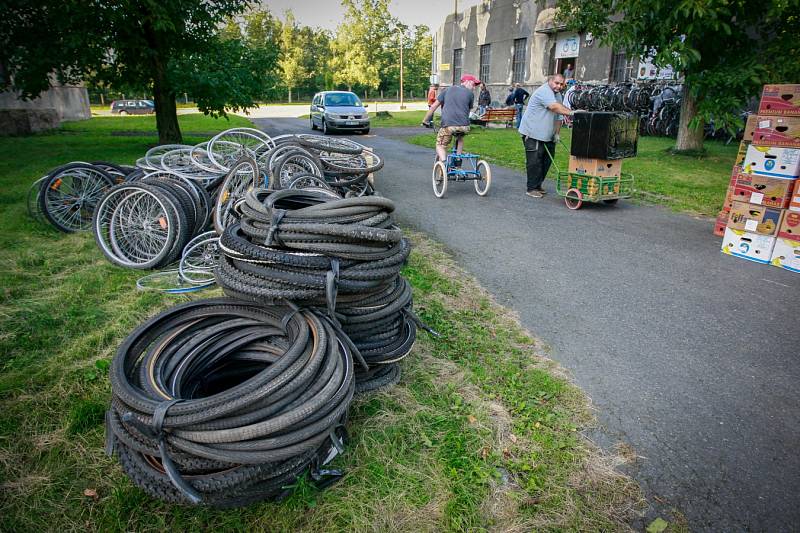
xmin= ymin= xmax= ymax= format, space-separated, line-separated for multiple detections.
xmin=64 ymin=113 xmax=252 ymax=135
xmin=0 ymin=116 xmax=645 ymax=531
xmin=407 ymin=127 xmax=737 ymax=216
xmin=370 ymin=110 xmax=429 ymax=127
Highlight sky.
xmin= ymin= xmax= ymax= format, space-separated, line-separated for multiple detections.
xmin=257 ymin=0 xmax=481 ymax=30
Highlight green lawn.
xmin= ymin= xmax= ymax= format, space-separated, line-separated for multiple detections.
xmin=0 ymin=116 xmax=645 ymax=531
xmin=407 ymin=127 xmax=736 ymax=216
xmin=371 ymin=110 xmax=429 ymax=127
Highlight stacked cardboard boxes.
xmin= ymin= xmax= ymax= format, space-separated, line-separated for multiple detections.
xmin=719 ymin=84 xmax=800 ymax=272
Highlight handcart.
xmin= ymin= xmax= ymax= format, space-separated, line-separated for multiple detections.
xmin=544 ymin=142 xmax=634 ymax=210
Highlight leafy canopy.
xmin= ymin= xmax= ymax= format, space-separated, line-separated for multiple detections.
xmin=556 ymin=0 xmax=800 ymax=130
xmin=1 ymin=0 xmax=275 ymax=118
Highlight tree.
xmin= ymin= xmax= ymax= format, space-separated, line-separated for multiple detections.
xmin=1 ymin=0 xmax=277 ymax=144
xmin=277 ymin=11 xmax=309 ymax=103
xmin=330 ymin=0 xmax=395 ymax=94
xmin=556 ymin=0 xmax=800 ymax=152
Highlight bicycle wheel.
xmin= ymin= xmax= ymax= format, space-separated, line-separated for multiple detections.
xmin=213 ymin=156 xmax=259 ymax=234
xmin=27 ymin=176 xmax=47 ymax=222
xmin=93 ymin=183 xmax=180 ymax=269
xmin=432 ymin=161 xmax=447 ymax=198
xmin=474 ymin=160 xmax=491 ymax=196
xmin=288 ymin=174 xmax=334 ymax=191
xmin=178 ymin=234 xmax=219 ymax=285
xmin=39 ymin=163 xmax=115 ymax=233
xmin=295 ymin=134 xmax=364 ymax=155
xmin=137 ymin=269 xmax=214 ymax=293
xmin=208 ymin=128 xmax=274 ymax=171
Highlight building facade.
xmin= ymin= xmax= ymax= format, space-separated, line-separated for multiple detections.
xmin=432 ymin=0 xmax=637 ymax=100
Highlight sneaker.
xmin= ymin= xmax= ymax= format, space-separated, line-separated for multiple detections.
xmin=526 ymin=190 xmax=543 ymax=198
xmin=534 ymin=187 xmax=547 ymax=195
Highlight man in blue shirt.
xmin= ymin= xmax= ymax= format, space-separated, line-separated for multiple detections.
xmin=518 ymin=74 xmax=575 ymax=198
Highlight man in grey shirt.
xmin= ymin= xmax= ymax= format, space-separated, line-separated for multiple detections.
xmin=518 ymin=74 xmax=575 ymax=197
xmin=422 ymin=74 xmax=478 ymax=162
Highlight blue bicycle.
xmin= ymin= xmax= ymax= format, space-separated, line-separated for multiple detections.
xmin=431 ymin=142 xmax=492 ymax=198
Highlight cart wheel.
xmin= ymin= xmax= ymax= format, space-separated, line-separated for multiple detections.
xmin=474 ymin=160 xmax=491 ymax=196
xmin=432 ymin=161 xmax=447 ymax=198
xmin=565 ymin=188 xmax=583 ymax=210
xmin=603 ymin=198 xmax=619 ymax=205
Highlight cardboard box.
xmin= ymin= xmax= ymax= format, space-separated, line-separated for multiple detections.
xmin=714 ymin=209 xmax=730 ymax=237
xmin=568 ymin=156 xmax=622 ymax=177
xmin=732 ymin=172 xmax=796 ymax=208
xmin=735 ymin=141 xmax=751 ymax=167
xmin=721 ymin=227 xmax=776 ymax=264
xmin=752 ymin=116 xmax=800 ymax=148
xmin=743 ymin=145 xmax=800 ymax=179
xmin=790 ymin=186 xmax=800 ymax=212
xmin=742 ymin=114 xmax=759 ymax=143
xmin=727 ymin=200 xmax=784 ymax=236
xmin=758 ymin=84 xmax=800 ymax=116
xmin=770 ymin=237 xmax=800 ymax=273
xmin=777 ymin=210 xmax=800 ymax=241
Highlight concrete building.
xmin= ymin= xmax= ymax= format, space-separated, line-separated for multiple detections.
xmin=0 ymin=81 xmax=91 ymax=135
xmin=432 ymin=0 xmax=637 ymax=100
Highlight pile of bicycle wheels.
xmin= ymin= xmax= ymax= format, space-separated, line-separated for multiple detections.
xmin=28 ymin=126 xmax=433 ymax=507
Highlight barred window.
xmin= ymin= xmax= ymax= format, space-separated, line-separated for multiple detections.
xmin=512 ymin=38 xmax=527 ymax=83
xmin=479 ymin=44 xmax=491 ymax=83
xmin=609 ymin=50 xmax=632 ymax=82
xmin=453 ymin=48 xmax=463 ymax=84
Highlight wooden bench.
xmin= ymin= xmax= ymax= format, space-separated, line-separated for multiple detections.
xmin=474 ymin=107 xmax=517 ymax=127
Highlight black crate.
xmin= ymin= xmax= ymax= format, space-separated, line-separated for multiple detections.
xmin=571 ymin=112 xmax=638 ymax=159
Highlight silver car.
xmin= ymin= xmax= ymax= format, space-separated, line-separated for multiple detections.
xmin=310 ymin=91 xmax=370 ymax=135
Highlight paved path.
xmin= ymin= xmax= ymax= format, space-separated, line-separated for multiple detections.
xmin=253 ymin=117 xmax=800 ymax=532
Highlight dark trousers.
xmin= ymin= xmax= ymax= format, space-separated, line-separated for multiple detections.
xmin=522 ymin=136 xmax=554 ymax=191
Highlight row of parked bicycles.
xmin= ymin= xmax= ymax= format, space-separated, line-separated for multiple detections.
xmin=565 ymin=82 xmax=745 ymax=142
xmin=565 ymin=82 xmax=683 ymax=137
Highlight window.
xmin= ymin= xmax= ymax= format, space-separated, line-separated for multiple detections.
xmin=453 ymin=48 xmax=463 ymax=85
xmin=512 ymin=38 xmax=527 ymax=83
xmin=609 ymin=50 xmax=632 ymax=82
xmin=324 ymin=93 xmax=362 ymax=106
xmin=479 ymin=44 xmax=491 ymax=83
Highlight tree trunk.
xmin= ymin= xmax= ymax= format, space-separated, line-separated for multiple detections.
xmin=288 ymin=87 xmax=293 ymax=103
xmin=153 ymin=62 xmax=182 ymax=144
xmin=674 ymin=87 xmax=704 ymax=152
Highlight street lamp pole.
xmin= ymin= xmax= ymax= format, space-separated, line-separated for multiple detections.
xmin=399 ymin=30 xmax=405 ymax=110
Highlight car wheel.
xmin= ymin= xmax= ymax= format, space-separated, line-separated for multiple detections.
xmin=322 ymin=119 xmax=329 ymax=135
xmin=119 ymin=110 xmax=127 ymax=116
xmin=311 ymin=117 xmax=317 ymax=130
xmin=362 ymin=128 xmax=370 ymax=135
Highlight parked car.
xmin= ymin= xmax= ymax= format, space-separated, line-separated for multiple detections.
xmin=310 ymin=91 xmax=370 ymax=134
xmin=111 ymin=99 xmax=155 ymax=115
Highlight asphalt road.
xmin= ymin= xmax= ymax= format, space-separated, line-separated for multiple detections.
xmin=254 ymin=117 xmax=800 ymax=532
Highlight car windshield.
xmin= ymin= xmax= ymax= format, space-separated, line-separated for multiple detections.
xmin=324 ymin=93 xmax=361 ymax=107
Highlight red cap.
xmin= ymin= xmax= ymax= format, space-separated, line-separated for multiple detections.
xmin=460 ymin=74 xmax=480 ymax=84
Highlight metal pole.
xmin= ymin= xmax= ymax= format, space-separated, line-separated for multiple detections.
xmin=399 ymin=30 xmax=405 ymax=110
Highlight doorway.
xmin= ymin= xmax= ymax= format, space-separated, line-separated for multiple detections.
xmin=556 ymin=58 xmax=577 ymax=79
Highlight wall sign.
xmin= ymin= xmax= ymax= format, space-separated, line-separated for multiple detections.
xmin=555 ymin=33 xmax=580 ymax=59
xmin=439 ymin=63 xmax=451 ymax=71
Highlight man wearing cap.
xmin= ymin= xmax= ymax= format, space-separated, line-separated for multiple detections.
xmin=518 ymin=74 xmax=575 ymax=198
xmin=422 ymin=74 xmax=479 ymax=163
